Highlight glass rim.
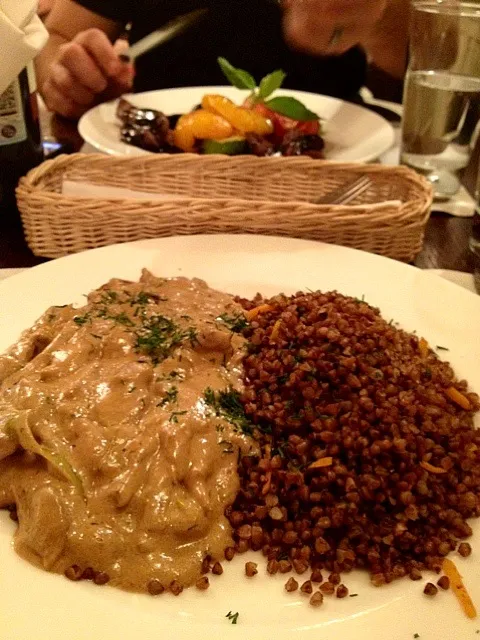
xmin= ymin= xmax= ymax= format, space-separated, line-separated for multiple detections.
xmin=412 ymin=0 xmax=480 ymax=13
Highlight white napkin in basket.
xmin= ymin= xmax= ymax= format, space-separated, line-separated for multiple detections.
xmin=62 ymin=180 xmax=402 ymax=210
xmin=0 ymin=0 xmax=48 ymax=95
xmin=62 ymin=180 xmax=186 ymax=201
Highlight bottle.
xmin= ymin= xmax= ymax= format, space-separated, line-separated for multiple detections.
xmin=0 ymin=65 xmax=43 ymax=213
xmin=470 ymin=170 xmax=480 ymax=293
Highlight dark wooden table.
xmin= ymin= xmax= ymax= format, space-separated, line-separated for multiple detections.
xmin=0 ymin=112 xmax=477 ymax=274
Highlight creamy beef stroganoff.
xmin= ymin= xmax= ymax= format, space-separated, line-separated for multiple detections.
xmin=0 ymin=272 xmax=256 ymax=592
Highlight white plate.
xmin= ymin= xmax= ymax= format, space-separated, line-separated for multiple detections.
xmin=78 ymin=86 xmax=395 ymax=163
xmin=0 ymin=235 xmax=478 ymax=640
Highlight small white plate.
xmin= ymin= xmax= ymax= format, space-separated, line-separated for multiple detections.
xmin=78 ymin=86 xmax=395 ymax=163
xmin=0 ymin=235 xmax=479 ymax=640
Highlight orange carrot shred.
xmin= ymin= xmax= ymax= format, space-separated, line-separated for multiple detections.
xmin=269 ymin=320 xmax=282 ymax=343
xmin=442 ymin=558 xmax=477 ymax=619
xmin=445 ymin=386 xmax=472 ymax=411
xmin=245 ymin=304 xmax=273 ymax=321
xmin=418 ymin=337 xmax=429 ymax=359
xmin=308 ymin=457 xmax=333 ymax=470
xmin=420 ymin=461 xmax=447 ymax=475
xmin=262 ymin=471 xmax=272 ymax=496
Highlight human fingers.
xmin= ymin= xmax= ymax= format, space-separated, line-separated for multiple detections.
xmin=283 ymin=0 xmax=386 ymax=54
xmin=74 ymin=28 xmax=123 ymax=78
xmin=99 ymin=72 xmax=135 ymax=103
xmin=57 ymin=40 xmax=109 ymax=93
xmin=48 ymin=63 xmax=96 ymax=106
xmin=41 ymin=78 xmax=86 ymax=120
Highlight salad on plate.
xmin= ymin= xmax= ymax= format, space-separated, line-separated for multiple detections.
xmin=117 ymin=58 xmax=325 ymax=157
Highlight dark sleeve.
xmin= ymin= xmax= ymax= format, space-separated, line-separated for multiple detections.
xmin=71 ymin=0 xmax=132 ymax=25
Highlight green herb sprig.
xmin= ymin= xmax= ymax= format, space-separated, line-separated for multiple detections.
xmin=217 ymin=57 xmax=318 ymax=121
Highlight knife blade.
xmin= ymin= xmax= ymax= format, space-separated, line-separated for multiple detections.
xmin=122 ymin=8 xmax=208 ymax=62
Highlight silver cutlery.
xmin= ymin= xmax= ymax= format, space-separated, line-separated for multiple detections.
xmin=313 ymin=176 xmax=372 ymax=205
xmin=121 ymin=8 xmax=208 ymax=62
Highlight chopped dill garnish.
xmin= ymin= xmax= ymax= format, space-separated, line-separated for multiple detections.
xmin=204 ymin=387 xmax=216 ymax=406
xmin=186 ymin=326 xmax=199 ymax=347
xmin=169 ymin=410 xmax=187 ymax=423
xmin=110 ymin=311 xmax=135 ymax=327
xmin=226 ymin=611 xmax=239 ymax=625
xmin=216 ymin=312 xmax=249 ymax=333
xmin=211 ymin=388 xmax=246 ymax=420
xmin=157 ymin=386 xmax=178 ymax=406
xmin=100 ymin=290 xmax=118 ymax=303
xmin=135 ymin=315 xmax=194 ymax=363
xmin=272 ymin=443 xmax=287 ymax=458
xmin=73 ymin=314 xmax=90 ymax=326
xmin=133 ymin=292 xmax=150 ymax=305
xmin=130 ymin=291 xmax=167 ymax=306
xmin=436 ymin=345 xmax=449 ymax=351
xmin=203 ymin=387 xmax=253 ymax=435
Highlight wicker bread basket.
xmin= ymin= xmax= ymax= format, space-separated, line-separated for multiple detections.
xmin=16 ymin=153 xmax=433 ymax=261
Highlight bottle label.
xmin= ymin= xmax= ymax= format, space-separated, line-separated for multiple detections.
xmin=0 ymin=78 xmax=27 ymax=147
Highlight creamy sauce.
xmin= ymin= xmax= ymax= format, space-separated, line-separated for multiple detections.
xmin=0 ymin=272 xmax=256 ymax=592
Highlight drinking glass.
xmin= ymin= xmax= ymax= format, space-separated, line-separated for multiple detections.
xmin=470 ymin=168 xmax=480 ymax=292
xmin=400 ymin=1 xmax=480 ymax=199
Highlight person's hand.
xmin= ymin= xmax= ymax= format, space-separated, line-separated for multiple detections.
xmin=41 ymin=28 xmax=134 ymax=119
xmin=282 ymin=0 xmax=388 ymax=56
xmin=37 ymin=0 xmax=54 ymax=20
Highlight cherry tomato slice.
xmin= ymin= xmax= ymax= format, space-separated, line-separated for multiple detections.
xmin=250 ymin=103 xmax=319 ymax=138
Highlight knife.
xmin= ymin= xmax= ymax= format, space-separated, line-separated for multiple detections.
xmin=120 ymin=8 xmax=208 ymax=62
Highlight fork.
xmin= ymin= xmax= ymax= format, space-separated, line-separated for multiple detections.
xmin=313 ymin=176 xmax=372 ymax=205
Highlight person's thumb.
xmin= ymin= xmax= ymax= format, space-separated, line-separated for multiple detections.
xmin=112 ymin=38 xmax=135 ymax=89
